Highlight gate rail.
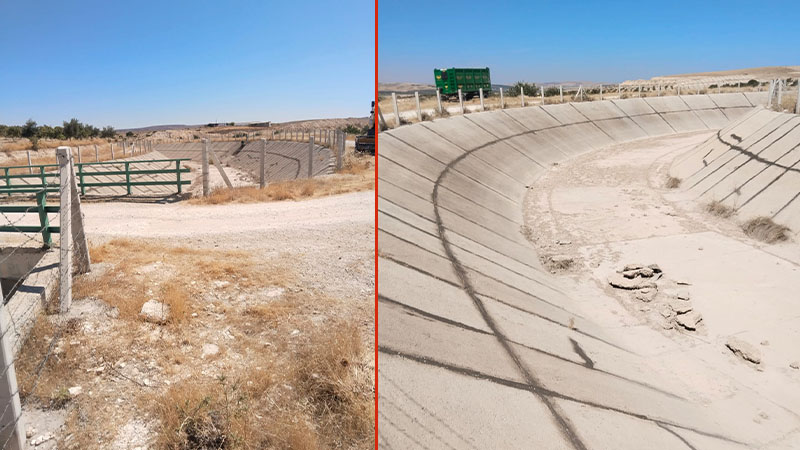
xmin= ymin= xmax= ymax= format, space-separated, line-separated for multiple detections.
xmin=0 ymin=158 xmax=192 ymax=196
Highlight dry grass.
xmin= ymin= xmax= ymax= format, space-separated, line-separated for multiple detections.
xmin=1 ymin=137 xmax=110 ymax=153
xmin=705 ymin=200 xmax=736 ymax=218
xmin=1 ymin=141 xmax=143 ymax=175
xmin=665 ymin=176 xmax=682 ymax=189
xmin=742 ymin=216 xmax=792 ymax=243
xmin=152 ymin=322 xmax=372 ymax=449
xmin=73 ymin=239 xmax=284 ymax=321
xmin=190 ymin=156 xmax=373 ymax=205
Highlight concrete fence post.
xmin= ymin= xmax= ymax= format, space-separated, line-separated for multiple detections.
xmin=56 ymin=147 xmax=73 ymax=314
xmin=202 ymin=139 xmax=210 ymax=197
xmin=677 ymin=85 xmax=681 ymax=96
xmin=795 ymin=81 xmax=800 ymax=114
xmin=599 ymin=84 xmax=603 ymax=100
xmin=638 ymin=85 xmax=642 ymax=98
xmin=777 ymin=79 xmax=784 ymax=109
xmin=27 ymin=151 xmax=32 ymax=174
xmin=479 ymin=88 xmax=485 ymax=111
xmin=458 ymin=88 xmax=464 ymax=114
xmin=560 ymin=85 xmax=563 ymax=103
xmin=336 ymin=131 xmax=344 ymax=170
xmin=520 ymin=86 xmax=525 ymax=107
xmin=77 ymin=146 xmax=82 ymax=164
xmin=260 ymin=139 xmax=267 ymax=188
xmin=392 ymin=92 xmax=400 ymax=127
xmin=110 ymin=143 xmax=115 ymax=160
xmin=0 ymin=295 xmax=24 ymax=450
xmin=415 ymin=91 xmax=422 ymax=121
xmin=436 ymin=88 xmax=443 ymax=115
xmin=540 ymin=86 xmax=544 ymax=105
xmin=718 ymin=84 xmax=721 ymax=94
xmin=499 ymin=87 xmax=504 ymax=109
xmin=618 ymin=84 xmax=621 ymax=97
xmin=94 ymin=144 xmax=99 ymax=162
xmin=308 ymin=136 xmax=314 ymax=178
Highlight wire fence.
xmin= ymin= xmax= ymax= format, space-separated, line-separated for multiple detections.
xmin=0 ymin=147 xmax=90 ymax=449
xmin=379 ymin=77 xmax=800 ymax=128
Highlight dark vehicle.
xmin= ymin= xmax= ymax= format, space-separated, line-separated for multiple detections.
xmin=355 ymin=101 xmax=375 ymax=154
xmin=434 ymin=67 xmax=491 ymax=99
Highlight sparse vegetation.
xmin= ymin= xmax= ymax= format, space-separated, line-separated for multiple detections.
xmin=705 ymin=200 xmax=735 ymax=218
xmin=665 ymin=176 xmax=682 ymax=189
xmin=507 ymin=81 xmax=538 ymax=97
xmin=742 ymin=217 xmax=791 ymax=243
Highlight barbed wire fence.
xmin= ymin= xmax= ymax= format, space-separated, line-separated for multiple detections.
xmin=0 ymin=147 xmax=90 ymax=449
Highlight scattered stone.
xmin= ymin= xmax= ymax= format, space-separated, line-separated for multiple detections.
xmin=139 ymin=300 xmax=170 ymax=324
xmin=608 ymin=273 xmax=657 ymax=290
xmin=623 ymin=263 xmax=645 ymax=271
xmin=675 ymin=311 xmax=702 ymax=330
xmin=545 ymin=255 xmax=574 ymax=271
xmin=67 ymin=386 xmax=82 ymax=397
xmin=556 ymin=239 xmax=572 ymax=245
xmin=676 ymin=281 xmax=691 ymax=286
xmin=648 ymin=264 xmax=663 ymax=273
xmin=661 ymin=321 xmax=674 ymax=330
xmin=726 ymin=337 xmax=762 ymax=364
xmin=790 ymin=361 xmax=799 ymax=370
xmin=669 ymin=302 xmax=693 ymax=314
xmin=290 ymin=329 xmax=301 ymax=337
xmin=30 ymin=433 xmax=54 ymax=447
xmin=634 ymin=289 xmax=657 ymax=302
xmin=26 ymin=428 xmax=35 ymax=439
xmin=677 ymin=290 xmax=691 ymax=301
xmin=760 ymin=340 xmax=769 ymax=346
xmin=659 ymin=308 xmax=673 ymax=318
xmin=622 ymin=267 xmax=654 ymax=279
xmin=201 ymin=343 xmax=219 ymax=359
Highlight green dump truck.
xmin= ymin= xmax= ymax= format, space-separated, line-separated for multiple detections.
xmin=434 ymin=67 xmax=491 ymax=99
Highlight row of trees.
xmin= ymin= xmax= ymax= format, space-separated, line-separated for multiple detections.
xmin=0 ymin=119 xmax=116 ymax=140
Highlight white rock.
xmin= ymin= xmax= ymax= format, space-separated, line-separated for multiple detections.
xmin=790 ymin=361 xmax=799 ymax=370
xmin=675 ymin=311 xmax=702 ymax=330
xmin=139 ymin=300 xmax=170 ymax=324
xmin=677 ymin=290 xmax=691 ymax=300
xmin=30 ymin=432 xmax=54 ymax=446
xmin=726 ymin=337 xmax=761 ymax=364
xmin=202 ymin=343 xmax=219 ymax=358
xmin=68 ymin=386 xmax=82 ymax=396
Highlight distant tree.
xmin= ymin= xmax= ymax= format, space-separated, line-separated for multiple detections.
xmin=0 ymin=125 xmax=7 ymax=137
xmin=126 ymin=131 xmax=135 ymax=137
xmin=100 ymin=126 xmax=116 ymax=138
xmin=63 ymin=118 xmax=82 ymax=139
xmin=21 ymin=119 xmax=38 ymax=138
xmin=228 ymin=122 xmax=235 ymax=126
xmin=507 ymin=81 xmax=538 ymax=97
xmin=5 ymin=126 xmax=22 ymax=138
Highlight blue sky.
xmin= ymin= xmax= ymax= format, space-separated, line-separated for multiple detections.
xmin=0 ymin=0 xmax=374 ymax=128
xmin=379 ymin=0 xmax=800 ymax=85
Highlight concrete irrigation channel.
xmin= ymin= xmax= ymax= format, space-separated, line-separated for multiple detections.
xmin=377 ymin=92 xmax=800 ymax=449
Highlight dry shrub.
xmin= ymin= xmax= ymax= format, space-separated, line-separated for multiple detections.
xmin=152 ymin=321 xmax=371 ymax=449
xmin=665 ymin=176 xmax=682 ymax=189
xmin=705 ymin=200 xmax=735 ymax=218
xmin=742 ymin=217 xmax=791 ymax=243
xmin=294 ymin=323 xmax=374 ymax=446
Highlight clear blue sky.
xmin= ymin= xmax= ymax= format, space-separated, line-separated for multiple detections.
xmin=379 ymin=0 xmax=800 ymax=85
xmin=0 ymin=0 xmax=374 ymax=129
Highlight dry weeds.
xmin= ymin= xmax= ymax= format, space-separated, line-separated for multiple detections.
xmin=705 ymin=200 xmax=735 ymax=218
xmin=665 ymin=176 xmax=682 ymax=189
xmin=190 ymin=156 xmax=373 ymax=205
xmin=742 ymin=217 xmax=791 ymax=243
xmin=16 ymin=238 xmax=373 ymax=449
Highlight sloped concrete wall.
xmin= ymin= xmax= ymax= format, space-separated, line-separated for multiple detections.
xmin=671 ymin=107 xmax=800 ymax=237
xmin=375 ymin=92 xmax=800 ymax=449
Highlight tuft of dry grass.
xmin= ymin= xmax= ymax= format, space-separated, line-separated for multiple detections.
xmin=665 ymin=176 xmax=682 ymax=189
xmin=705 ymin=200 xmax=735 ymax=218
xmin=741 ymin=217 xmax=791 ymax=243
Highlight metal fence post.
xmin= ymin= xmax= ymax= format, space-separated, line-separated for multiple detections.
xmin=415 ymin=91 xmax=422 ymax=121
xmin=436 ymin=88 xmax=443 ymax=115
xmin=308 ymin=136 xmax=314 ymax=178
xmin=392 ymin=92 xmax=400 ymax=127
xmin=260 ymin=139 xmax=267 ymax=188
xmin=458 ymin=88 xmax=464 ymax=114
xmin=0 ymin=298 xmax=24 ymax=450
xmin=500 ymin=87 xmax=504 ymax=109
xmin=202 ymin=139 xmax=210 ymax=196
xmin=479 ymin=88 xmax=485 ymax=111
